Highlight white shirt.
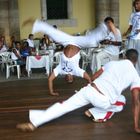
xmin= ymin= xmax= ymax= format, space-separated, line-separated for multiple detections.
xmin=27 ymin=39 xmax=34 ymax=48
xmin=129 ymin=12 xmax=140 ymax=39
xmin=54 ymin=52 xmax=85 ymax=77
xmin=11 ymin=48 xmax=21 ymax=60
xmin=104 ymin=28 xmax=122 ymax=55
xmin=0 ymin=45 xmax=7 ymax=53
xmin=94 ymin=60 xmax=140 ymax=104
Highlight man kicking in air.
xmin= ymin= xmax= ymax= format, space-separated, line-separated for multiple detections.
xmin=31 ymin=17 xmax=119 ymax=96
xmin=17 ymin=49 xmax=140 ymax=134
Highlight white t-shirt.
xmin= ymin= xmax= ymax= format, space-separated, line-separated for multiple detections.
xmin=54 ymin=52 xmax=85 ymax=77
xmin=0 ymin=45 xmax=7 ymax=53
xmin=104 ymin=28 xmax=122 ymax=55
xmin=129 ymin=12 xmax=140 ymax=39
xmin=27 ymin=39 xmax=34 ymax=48
xmin=11 ymin=48 xmax=21 ymax=60
xmin=94 ymin=60 xmax=140 ymax=104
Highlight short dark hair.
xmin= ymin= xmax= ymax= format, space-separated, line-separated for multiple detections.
xmin=15 ymin=41 xmax=21 ymax=45
xmin=23 ymin=41 xmax=29 ymax=47
xmin=53 ymin=25 xmax=57 ymax=29
xmin=125 ymin=49 xmax=139 ymax=63
xmin=133 ymin=0 xmax=140 ymax=7
xmin=104 ymin=17 xmax=114 ymax=23
xmin=28 ymin=34 xmax=33 ymax=38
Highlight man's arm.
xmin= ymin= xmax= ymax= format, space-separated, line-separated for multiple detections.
xmin=123 ymin=25 xmax=132 ymax=36
xmin=100 ymin=40 xmax=122 ymax=46
xmin=91 ymin=68 xmax=104 ymax=81
xmin=83 ymin=72 xmax=92 ymax=83
xmin=48 ymin=72 xmax=59 ymax=96
xmin=131 ymin=89 xmax=140 ymax=133
xmin=13 ymin=49 xmax=22 ymax=60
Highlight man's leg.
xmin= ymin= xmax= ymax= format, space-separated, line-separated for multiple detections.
xmin=30 ymin=85 xmax=111 ymax=127
xmin=85 ymin=95 xmax=126 ymax=122
xmin=32 ymin=20 xmax=99 ymax=48
xmin=16 ymin=85 xmax=92 ymax=131
xmin=32 ymin=20 xmax=74 ymax=46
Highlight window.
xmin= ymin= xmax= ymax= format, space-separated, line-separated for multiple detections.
xmin=41 ymin=0 xmax=77 ymax=27
xmin=46 ymin=0 xmax=68 ymax=19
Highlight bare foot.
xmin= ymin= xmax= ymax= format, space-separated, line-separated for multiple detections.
xmin=135 ymin=128 xmax=140 ymax=134
xmin=85 ymin=110 xmax=106 ymax=123
xmin=50 ymin=92 xmax=59 ymax=96
xmin=16 ymin=122 xmax=36 ymax=132
xmin=85 ymin=110 xmax=92 ymax=118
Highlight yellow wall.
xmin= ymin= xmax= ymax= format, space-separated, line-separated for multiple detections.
xmin=60 ymin=0 xmax=95 ymax=34
xmin=18 ymin=0 xmax=133 ymax=39
xmin=119 ymin=0 xmax=133 ymax=34
xmin=18 ymin=0 xmax=95 ymax=39
xmin=18 ymin=0 xmax=41 ymax=39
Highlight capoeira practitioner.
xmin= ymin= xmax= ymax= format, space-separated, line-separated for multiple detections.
xmin=31 ymin=17 xmax=117 ymax=96
xmin=17 ymin=49 xmax=140 ymax=133
xmin=124 ymin=0 xmax=140 ymax=75
xmin=48 ymin=45 xmax=91 ymax=96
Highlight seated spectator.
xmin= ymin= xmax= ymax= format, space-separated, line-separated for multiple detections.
xmin=91 ymin=17 xmax=122 ymax=73
xmin=0 ymin=35 xmax=8 ymax=50
xmin=27 ymin=34 xmax=34 ymax=51
xmin=21 ymin=41 xmax=30 ymax=59
xmin=11 ymin=41 xmax=26 ymax=76
xmin=10 ymin=35 xmax=16 ymax=49
xmin=0 ymin=40 xmax=7 ymax=53
xmin=40 ymin=37 xmax=47 ymax=50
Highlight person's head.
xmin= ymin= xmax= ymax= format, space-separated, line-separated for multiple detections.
xmin=65 ymin=74 xmax=73 ymax=83
xmin=53 ymin=25 xmax=57 ymax=29
xmin=23 ymin=41 xmax=29 ymax=48
xmin=0 ymin=35 xmax=5 ymax=41
xmin=104 ymin=17 xmax=115 ymax=31
xmin=125 ymin=49 xmax=139 ymax=65
xmin=28 ymin=34 xmax=34 ymax=40
xmin=44 ymin=34 xmax=47 ymax=38
xmin=15 ymin=41 xmax=21 ymax=49
xmin=10 ymin=36 xmax=15 ymax=42
xmin=41 ymin=38 xmax=46 ymax=44
xmin=133 ymin=0 xmax=140 ymax=12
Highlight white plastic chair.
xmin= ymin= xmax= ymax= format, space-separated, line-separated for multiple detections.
xmin=80 ymin=48 xmax=94 ymax=70
xmin=50 ymin=51 xmax=62 ymax=72
xmin=5 ymin=52 xmax=21 ymax=79
xmin=0 ymin=52 xmax=11 ymax=72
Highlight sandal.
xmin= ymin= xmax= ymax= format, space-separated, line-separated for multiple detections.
xmin=16 ymin=123 xmax=36 ymax=132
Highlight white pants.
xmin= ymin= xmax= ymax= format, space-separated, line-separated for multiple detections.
xmin=88 ymin=95 xmax=125 ymax=121
xmin=32 ymin=20 xmax=109 ymax=48
xmin=127 ymin=39 xmax=140 ymax=75
xmin=91 ymin=50 xmax=118 ymax=73
xmin=29 ymin=84 xmax=125 ymax=127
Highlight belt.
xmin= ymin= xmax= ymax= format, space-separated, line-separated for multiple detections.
xmin=91 ymin=83 xmax=104 ymax=95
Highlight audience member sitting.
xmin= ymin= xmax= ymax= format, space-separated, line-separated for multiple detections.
xmin=40 ymin=37 xmax=48 ymax=50
xmin=21 ymin=41 xmax=30 ymax=59
xmin=0 ymin=40 xmax=7 ymax=53
xmin=91 ymin=17 xmax=122 ymax=73
xmin=11 ymin=41 xmax=26 ymax=76
xmin=27 ymin=34 xmax=35 ymax=51
xmin=10 ymin=35 xmax=16 ymax=49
